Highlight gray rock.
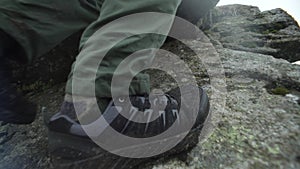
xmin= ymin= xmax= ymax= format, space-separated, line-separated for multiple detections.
xmin=150 ymin=38 xmax=300 ymax=169
xmin=203 ymin=4 xmax=300 ymax=62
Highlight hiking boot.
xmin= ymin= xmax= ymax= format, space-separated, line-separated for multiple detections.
xmin=0 ymin=30 xmax=37 ymax=125
xmin=47 ymin=85 xmax=209 ymax=169
xmin=0 ymin=85 xmax=37 ymax=125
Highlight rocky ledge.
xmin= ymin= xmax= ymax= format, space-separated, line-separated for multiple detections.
xmin=201 ymin=4 xmax=300 ymax=62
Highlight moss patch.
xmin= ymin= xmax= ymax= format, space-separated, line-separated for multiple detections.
xmin=271 ymin=86 xmax=290 ymax=96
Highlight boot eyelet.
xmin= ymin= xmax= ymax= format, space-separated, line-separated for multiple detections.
xmin=118 ymin=98 xmax=125 ymax=103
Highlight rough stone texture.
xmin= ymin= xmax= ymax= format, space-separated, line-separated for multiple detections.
xmin=148 ymin=43 xmax=300 ymax=169
xmin=202 ymin=4 xmax=300 ymax=62
xmin=1 ymin=4 xmax=300 ymax=169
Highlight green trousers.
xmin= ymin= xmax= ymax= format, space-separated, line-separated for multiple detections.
xmin=0 ymin=0 xmax=181 ymax=97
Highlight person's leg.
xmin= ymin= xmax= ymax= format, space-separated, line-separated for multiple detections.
xmin=0 ymin=0 xmax=101 ymax=124
xmin=66 ymin=0 xmax=181 ymax=99
xmin=0 ymin=0 xmax=100 ymax=62
xmin=49 ymin=1 xmax=211 ymax=167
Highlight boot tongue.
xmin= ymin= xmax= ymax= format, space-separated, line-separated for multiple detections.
xmin=122 ymin=89 xmax=169 ymax=112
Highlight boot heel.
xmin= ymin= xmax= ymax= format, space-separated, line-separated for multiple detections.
xmin=48 ymin=129 xmax=138 ymax=169
xmin=48 ymin=130 xmax=109 ymax=168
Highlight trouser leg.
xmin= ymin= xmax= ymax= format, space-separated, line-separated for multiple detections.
xmin=0 ymin=0 xmax=101 ymax=123
xmin=66 ymin=0 xmax=182 ymax=98
xmin=0 ymin=0 xmax=100 ymax=62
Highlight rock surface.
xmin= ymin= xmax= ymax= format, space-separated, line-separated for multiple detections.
xmin=202 ymin=4 xmax=300 ymax=62
xmin=1 ymin=4 xmax=300 ymax=169
xmin=149 ymin=46 xmax=300 ymax=169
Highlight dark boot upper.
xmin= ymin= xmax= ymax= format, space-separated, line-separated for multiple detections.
xmin=0 ymin=30 xmax=37 ymax=125
xmin=48 ymin=86 xmax=209 ymax=139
